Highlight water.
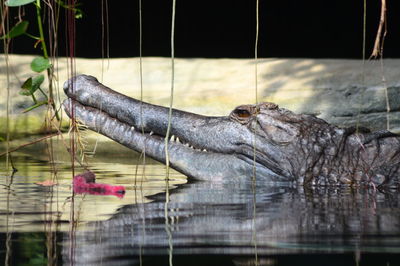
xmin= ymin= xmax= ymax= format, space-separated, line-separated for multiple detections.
xmin=1 ymin=134 xmax=400 ymax=265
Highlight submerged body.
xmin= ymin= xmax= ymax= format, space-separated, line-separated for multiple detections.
xmin=63 ymin=75 xmax=400 ymax=188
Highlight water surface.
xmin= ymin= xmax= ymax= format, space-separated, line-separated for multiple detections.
xmin=1 ymin=134 xmax=400 ymax=265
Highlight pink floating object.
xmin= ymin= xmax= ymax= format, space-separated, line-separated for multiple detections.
xmin=73 ymin=171 xmax=125 ymax=198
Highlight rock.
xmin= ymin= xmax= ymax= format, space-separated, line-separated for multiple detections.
xmin=1 ymin=55 xmax=399 ymax=139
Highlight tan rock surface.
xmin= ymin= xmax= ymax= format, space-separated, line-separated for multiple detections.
xmin=1 ymin=54 xmax=399 ymax=138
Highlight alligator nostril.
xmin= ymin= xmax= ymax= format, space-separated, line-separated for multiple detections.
xmin=63 ymin=75 xmax=99 ymax=96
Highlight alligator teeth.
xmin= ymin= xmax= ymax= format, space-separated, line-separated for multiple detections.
xmin=170 ymin=135 xmax=175 ymax=141
xmin=181 ymin=143 xmax=209 ymax=152
xmin=176 ymin=137 xmax=180 ymax=143
xmin=149 ymin=131 xmax=154 ymax=136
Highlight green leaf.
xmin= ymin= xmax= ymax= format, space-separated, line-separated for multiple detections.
xmin=20 ymin=75 xmax=44 ymax=97
xmin=31 ymin=57 xmax=51 ymax=73
xmin=20 ymin=77 xmax=33 ymax=96
xmin=5 ymin=0 xmax=35 ymax=7
xmin=31 ymin=75 xmax=45 ymax=93
xmin=22 ymin=100 xmax=48 ymax=113
xmin=19 ymin=89 xmax=32 ymax=96
xmin=75 ymin=9 xmax=83 ymax=19
xmin=0 ymin=21 xmax=29 ymax=39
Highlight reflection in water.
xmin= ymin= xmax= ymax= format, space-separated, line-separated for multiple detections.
xmin=4 ymin=171 xmax=14 ymax=266
xmin=0 ymin=144 xmax=400 ymax=266
xmin=63 ymin=180 xmax=400 ymax=265
xmin=0 ymin=156 xmax=186 ymax=232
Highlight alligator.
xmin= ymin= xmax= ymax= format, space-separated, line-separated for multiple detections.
xmin=63 ymin=75 xmax=400 ymax=188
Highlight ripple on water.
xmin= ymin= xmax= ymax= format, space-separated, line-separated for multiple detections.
xmin=1 ymin=141 xmax=400 ymax=265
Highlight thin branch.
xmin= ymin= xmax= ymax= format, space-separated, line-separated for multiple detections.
xmin=0 ymin=133 xmax=60 ymax=157
xmin=164 ymin=0 xmax=176 ymax=180
xmin=370 ymin=0 xmax=387 ymax=59
xmin=0 ymin=5 xmax=8 ymax=36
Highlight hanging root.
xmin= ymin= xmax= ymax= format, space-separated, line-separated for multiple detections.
xmin=69 ymin=119 xmax=94 ymax=164
xmin=370 ymin=0 xmax=387 ymax=59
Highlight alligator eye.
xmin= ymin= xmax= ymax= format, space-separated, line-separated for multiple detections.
xmin=235 ymin=109 xmax=251 ymax=118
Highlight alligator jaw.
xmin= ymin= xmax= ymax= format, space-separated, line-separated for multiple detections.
xmin=62 ymin=75 xmax=240 ymax=152
xmin=62 ymin=75 xmax=288 ymax=182
xmin=63 ymin=98 xmax=282 ymax=182
xmin=63 ymin=98 xmax=211 ymax=154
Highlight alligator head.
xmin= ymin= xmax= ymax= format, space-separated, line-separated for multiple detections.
xmin=63 ymin=75 xmax=400 ymax=187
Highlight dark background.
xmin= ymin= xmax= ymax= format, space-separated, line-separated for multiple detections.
xmin=3 ymin=0 xmax=400 ymax=58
